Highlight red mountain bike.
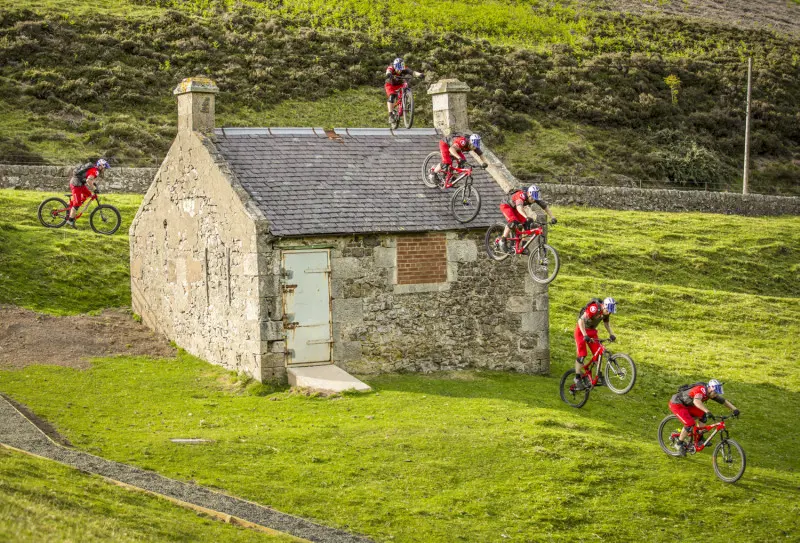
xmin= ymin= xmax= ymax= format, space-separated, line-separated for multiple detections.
xmin=658 ymin=413 xmax=746 ymax=483
xmin=484 ymin=220 xmax=560 ymax=284
xmin=559 ymin=338 xmax=636 ymax=408
xmin=421 ymin=153 xmax=481 ymax=223
xmin=37 ymin=189 xmax=121 ymax=235
xmin=389 ymin=76 xmax=414 ymax=130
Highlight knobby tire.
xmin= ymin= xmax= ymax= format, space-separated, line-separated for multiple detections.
xmin=37 ymin=197 xmax=69 ymax=228
xmin=559 ymin=369 xmax=590 ymax=408
xmin=90 ymin=204 xmax=121 ymax=235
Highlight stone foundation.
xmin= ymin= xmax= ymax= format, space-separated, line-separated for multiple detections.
xmin=272 ymin=232 xmax=550 ymax=375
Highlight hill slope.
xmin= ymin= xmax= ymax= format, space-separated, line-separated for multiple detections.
xmin=1 ymin=1 xmax=799 ymax=194
xmin=0 ymin=188 xmax=798 ymax=541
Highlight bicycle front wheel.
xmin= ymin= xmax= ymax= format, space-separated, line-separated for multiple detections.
xmin=484 ymin=223 xmax=510 ymax=262
xmin=90 ymin=204 xmax=121 ymax=235
xmin=421 ymin=152 xmax=440 ymax=188
xmin=450 ymin=183 xmax=481 ymax=223
xmin=37 ymin=197 xmax=69 ymax=228
xmin=559 ymin=369 xmax=590 ymax=408
xmin=527 ymin=242 xmax=560 ymax=284
xmin=604 ymin=353 xmax=636 ymax=394
xmin=403 ymin=89 xmax=414 ymax=129
xmin=713 ymin=439 xmax=746 ymax=483
xmin=657 ymin=414 xmax=683 ymax=456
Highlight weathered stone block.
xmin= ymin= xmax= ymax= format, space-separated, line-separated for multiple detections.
xmin=332 ymin=256 xmax=364 ymax=279
xmin=333 ymin=298 xmax=364 ymax=324
xmin=261 ymin=319 xmax=284 ymax=340
xmin=243 ymin=253 xmax=259 ymax=276
xmin=522 ymin=311 xmax=548 ymax=332
xmin=333 ymin=340 xmax=363 ymax=362
xmin=447 ymin=239 xmax=478 ymax=262
xmin=506 ymin=296 xmax=532 ymax=313
xmin=373 ymin=246 xmax=396 ymax=268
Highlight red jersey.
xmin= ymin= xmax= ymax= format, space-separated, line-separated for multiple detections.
xmin=84 ymin=167 xmax=99 ymax=180
xmin=580 ymin=301 xmax=608 ymax=330
xmin=451 ymin=136 xmax=475 ymax=153
xmin=671 ymin=384 xmax=709 ymax=406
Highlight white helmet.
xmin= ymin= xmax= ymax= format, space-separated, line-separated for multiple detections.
xmin=392 ymin=57 xmax=404 ymax=71
xmin=603 ymin=297 xmax=617 ymax=314
xmin=708 ymin=379 xmax=724 ymax=395
xmin=526 ymin=184 xmax=540 ymax=200
xmin=469 ymin=133 xmax=482 ymax=151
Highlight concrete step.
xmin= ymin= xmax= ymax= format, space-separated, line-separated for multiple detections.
xmin=287 ymin=364 xmax=371 ymax=393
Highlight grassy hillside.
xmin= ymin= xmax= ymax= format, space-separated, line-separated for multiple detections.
xmin=0 ymin=448 xmax=294 ymax=542
xmin=0 ymin=294 xmax=796 ymax=541
xmin=1 ymin=187 xmax=798 ymax=540
xmin=1 ymin=1 xmax=799 ymax=194
xmin=1 ymin=189 xmax=796 ymax=316
xmin=0 ymin=190 xmax=138 ymax=314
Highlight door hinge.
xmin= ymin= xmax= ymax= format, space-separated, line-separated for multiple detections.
xmin=282 ymin=284 xmax=297 ymax=293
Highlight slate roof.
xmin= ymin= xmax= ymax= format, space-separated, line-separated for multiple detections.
xmin=211 ymin=127 xmax=508 ymax=237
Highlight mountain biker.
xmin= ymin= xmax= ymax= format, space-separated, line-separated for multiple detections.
xmin=498 ymin=184 xmax=556 ymax=254
xmin=669 ymin=379 xmax=740 ymax=456
xmin=385 ymin=58 xmax=423 ymax=121
xmin=67 ymin=158 xmax=109 ymax=228
xmin=574 ymin=297 xmax=617 ymax=388
xmin=428 ymin=133 xmax=489 ymax=186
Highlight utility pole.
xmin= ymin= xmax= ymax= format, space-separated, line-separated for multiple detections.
xmin=742 ymin=56 xmax=752 ymax=195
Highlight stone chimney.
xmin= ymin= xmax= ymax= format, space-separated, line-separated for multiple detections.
xmin=427 ymin=79 xmax=470 ymax=137
xmin=173 ymin=77 xmax=219 ymax=134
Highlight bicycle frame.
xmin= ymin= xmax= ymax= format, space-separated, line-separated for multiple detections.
xmin=578 ymin=339 xmax=610 ymax=387
xmin=505 ymin=223 xmax=546 ymax=255
xmin=441 ymin=165 xmax=472 ymax=190
xmin=691 ymin=418 xmax=730 ymax=452
xmin=64 ymin=192 xmax=99 ymax=220
xmin=395 ymin=81 xmax=409 ymax=116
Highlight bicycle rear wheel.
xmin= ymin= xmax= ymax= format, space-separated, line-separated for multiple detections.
xmin=712 ymin=439 xmax=746 ymax=483
xmin=37 ymin=197 xmax=69 ymax=228
xmin=559 ymin=369 xmax=590 ymax=408
xmin=527 ymin=242 xmax=560 ymax=284
xmin=657 ymin=414 xmax=683 ymax=456
xmin=484 ymin=222 xmax=510 ymax=262
xmin=403 ymin=89 xmax=414 ymax=129
xmin=450 ymin=182 xmax=481 ymax=223
xmin=421 ymin=152 xmax=440 ymax=188
xmin=604 ymin=353 xmax=636 ymax=394
xmin=90 ymin=204 xmax=121 ymax=235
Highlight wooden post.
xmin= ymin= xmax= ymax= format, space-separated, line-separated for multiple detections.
xmin=742 ymin=57 xmax=752 ymax=195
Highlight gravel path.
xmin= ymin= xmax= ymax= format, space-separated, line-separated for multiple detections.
xmin=0 ymin=394 xmax=372 ymax=543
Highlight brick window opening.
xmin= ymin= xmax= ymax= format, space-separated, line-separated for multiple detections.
xmin=396 ymin=233 xmax=447 ymax=285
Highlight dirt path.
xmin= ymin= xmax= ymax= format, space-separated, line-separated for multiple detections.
xmin=0 ymin=394 xmax=373 ymax=543
xmin=0 ymin=305 xmax=175 ymax=369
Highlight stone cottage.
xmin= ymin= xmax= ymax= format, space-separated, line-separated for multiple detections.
xmin=130 ymin=77 xmax=549 ymax=388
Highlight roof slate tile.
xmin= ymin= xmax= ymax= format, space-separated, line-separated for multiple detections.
xmin=211 ymin=131 xmax=508 ymax=237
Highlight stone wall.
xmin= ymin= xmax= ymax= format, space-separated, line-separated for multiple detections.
xmin=271 ymin=232 xmax=550 ymax=376
xmin=0 ymin=164 xmax=157 ymax=193
xmin=4 ymin=164 xmax=798 ymax=217
xmin=540 ymin=183 xmax=800 ymax=216
xmin=129 ymin=131 xmax=275 ymax=381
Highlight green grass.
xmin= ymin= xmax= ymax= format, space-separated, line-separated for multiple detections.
xmin=2 ymin=189 xmax=797 ymax=314
xmin=0 ymin=447 xmax=295 ymax=542
xmin=217 ymin=86 xmax=417 ymax=129
xmin=1 ymin=4 xmax=798 ymax=194
xmin=0 ymin=189 xmax=139 ymax=314
xmin=0 ymin=189 xmax=799 ymax=540
xmin=1 ymin=0 xmax=585 ymax=46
